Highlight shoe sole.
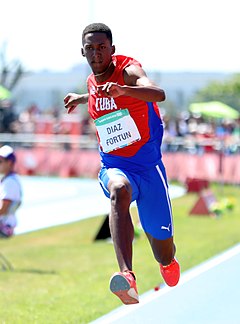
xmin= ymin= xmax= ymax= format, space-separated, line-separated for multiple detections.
xmin=110 ymin=274 xmax=139 ymax=305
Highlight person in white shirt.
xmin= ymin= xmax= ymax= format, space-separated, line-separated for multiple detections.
xmin=0 ymin=145 xmax=22 ymax=238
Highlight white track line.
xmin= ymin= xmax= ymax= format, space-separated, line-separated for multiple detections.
xmin=92 ymin=243 xmax=240 ymax=323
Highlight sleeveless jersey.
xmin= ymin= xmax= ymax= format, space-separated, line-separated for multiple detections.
xmin=87 ymin=55 xmax=164 ymax=172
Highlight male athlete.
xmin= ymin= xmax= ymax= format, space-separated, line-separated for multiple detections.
xmin=64 ymin=23 xmax=180 ymax=305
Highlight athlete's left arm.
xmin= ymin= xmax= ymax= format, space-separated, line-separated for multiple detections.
xmin=98 ymin=65 xmax=165 ymax=102
xmin=123 ymin=64 xmax=166 ymax=102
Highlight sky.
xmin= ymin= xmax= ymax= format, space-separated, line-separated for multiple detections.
xmin=1 ymin=0 xmax=240 ymax=73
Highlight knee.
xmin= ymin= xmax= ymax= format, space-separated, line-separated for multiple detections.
xmin=109 ymin=181 xmax=131 ymax=203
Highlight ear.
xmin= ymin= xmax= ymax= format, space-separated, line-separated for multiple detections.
xmin=111 ymin=45 xmax=115 ymax=55
xmin=81 ymin=48 xmax=85 ymax=57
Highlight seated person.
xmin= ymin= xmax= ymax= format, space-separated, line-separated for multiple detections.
xmin=0 ymin=145 xmax=22 ymax=238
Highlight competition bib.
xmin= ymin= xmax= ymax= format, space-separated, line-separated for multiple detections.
xmin=94 ymin=109 xmax=141 ymax=153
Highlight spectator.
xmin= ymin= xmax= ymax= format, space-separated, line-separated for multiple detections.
xmin=0 ymin=145 xmax=22 ymax=238
xmin=0 ymin=100 xmax=17 ymax=133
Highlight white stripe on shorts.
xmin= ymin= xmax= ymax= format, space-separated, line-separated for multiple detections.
xmin=155 ymin=164 xmax=174 ymax=236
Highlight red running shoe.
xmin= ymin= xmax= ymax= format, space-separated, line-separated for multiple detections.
xmin=109 ymin=271 xmax=139 ymax=305
xmin=160 ymin=258 xmax=180 ymax=287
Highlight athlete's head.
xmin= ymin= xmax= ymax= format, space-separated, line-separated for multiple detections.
xmin=82 ymin=23 xmax=113 ymax=45
xmin=81 ymin=23 xmax=115 ymax=76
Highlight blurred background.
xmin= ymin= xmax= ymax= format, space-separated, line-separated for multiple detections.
xmin=0 ymin=2 xmax=240 ymax=322
xmin=0 ymin=0 xmax=239 ymax=184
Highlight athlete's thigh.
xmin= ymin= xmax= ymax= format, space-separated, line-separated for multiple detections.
xmin=98 ymin=166 xmax=139 ymax=202
xmin=137 ymin=162 xmax=173 ymax=240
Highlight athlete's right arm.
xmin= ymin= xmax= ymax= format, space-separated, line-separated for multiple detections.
xmin=64 ymin=93 xmax=89 ymax=114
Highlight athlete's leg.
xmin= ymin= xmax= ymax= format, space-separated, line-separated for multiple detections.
xmin=98 ymin=167 xmax=139 ymax=273
xmin=108 ymin=175 xmax=134 ymax=272
xmin=136 ymin=162 xmax=180 ymax=285
xmin=99 ymin=167 xmax=140 ymax=304
xmin=145 ymin=234 xmax=176 ymax=266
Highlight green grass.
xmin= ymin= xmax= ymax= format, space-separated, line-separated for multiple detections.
xmin=0 ymin=183 xmax=239 ymax=323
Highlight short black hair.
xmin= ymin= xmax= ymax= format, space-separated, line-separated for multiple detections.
xmin=82 ymin=23 xmax=113 ymax=45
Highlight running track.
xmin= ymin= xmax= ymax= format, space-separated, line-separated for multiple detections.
xmin=92 ymin=243 xmax=240 ymax=324
xmin=15 ymin=176 xmax=185 ymax=235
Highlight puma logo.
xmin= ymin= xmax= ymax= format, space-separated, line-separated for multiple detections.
xmin=161 ymin=224 xmax=171 ymax=232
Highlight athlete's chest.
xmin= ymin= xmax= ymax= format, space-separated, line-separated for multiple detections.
xmin=95 ymin=96 xmax=118 ymax=112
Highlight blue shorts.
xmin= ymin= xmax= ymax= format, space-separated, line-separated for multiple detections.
xmin=98 ymin=160 xmax=174 ymax=240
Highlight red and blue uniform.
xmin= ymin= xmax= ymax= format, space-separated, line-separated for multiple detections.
xmin=87 ymin=55 xmax=173 ymax=240
xmin=87 ymin=55 xmax=164 ymax=171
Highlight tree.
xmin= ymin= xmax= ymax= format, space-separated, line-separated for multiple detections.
xmin=192 ymin=74 xmax=240 ymax=113
xmin=0 ymin=42 xmax=24 ymax=91
xmin=0 ymin=42 xmax=25 ymax=132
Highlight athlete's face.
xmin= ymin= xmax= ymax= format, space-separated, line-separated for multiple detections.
xmin=82 ymin=32 xmax=115 ymax=74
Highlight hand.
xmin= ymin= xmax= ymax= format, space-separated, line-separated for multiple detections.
xmin=97 ymin=82 xmax=125 ymax=98
xmin=64 ymin=93 xmax=80 ymax=114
